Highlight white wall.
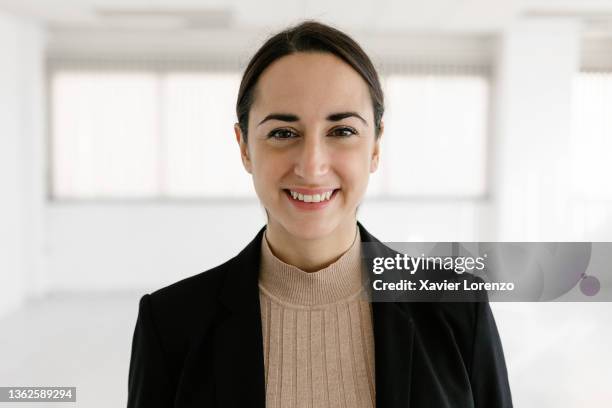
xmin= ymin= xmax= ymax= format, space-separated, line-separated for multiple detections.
xmin=46 ymin=202 xmax=266 ymax=292
xmin=0 ymin=12 xmax=45 ymax=318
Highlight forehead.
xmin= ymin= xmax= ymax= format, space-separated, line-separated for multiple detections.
xmin=251 ymin=52 xmax=372 ymax=119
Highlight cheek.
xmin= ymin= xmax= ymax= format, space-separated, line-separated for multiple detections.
xmin=251 ymin=148 xmax=289 ymax=190
xmin=332 ymin=148 xmax=372 ymax=190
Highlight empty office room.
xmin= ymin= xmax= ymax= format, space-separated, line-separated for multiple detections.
xmin=1 ymin=1 xmax=612 ymax=407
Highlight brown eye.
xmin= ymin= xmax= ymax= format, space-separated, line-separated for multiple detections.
xmin=330 ymin=127 xmax=357 ymax=137
xmin=268 ymin=128 xmax=298 ymax=139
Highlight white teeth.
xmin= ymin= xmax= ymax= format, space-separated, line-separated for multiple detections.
xmin=288 ymin=189 xmax=335 ymax=203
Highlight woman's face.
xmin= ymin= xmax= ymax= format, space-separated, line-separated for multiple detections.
xmin=235 ymin=52 xmax=382 ymax=240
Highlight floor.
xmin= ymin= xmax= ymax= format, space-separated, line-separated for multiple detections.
xmin=0 ymin=293 xmax=139 ymax=408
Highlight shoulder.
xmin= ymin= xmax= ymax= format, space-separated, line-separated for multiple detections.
xmin=135 ymin=257 xmax=234 ymax=356
xmin=127 ymin=258 xmax=239 ymax=399
xmin=148 ymin=258 xmax=231 ymax=315
xmin=137 ymin=225 xmax=265 ymax=344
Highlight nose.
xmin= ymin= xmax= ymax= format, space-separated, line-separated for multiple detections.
xmin=294 ymin=132 xmax=330 ymax=180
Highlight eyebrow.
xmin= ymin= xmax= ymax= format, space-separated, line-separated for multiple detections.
xmin=257 ymin=111 xmax=368 ymax=127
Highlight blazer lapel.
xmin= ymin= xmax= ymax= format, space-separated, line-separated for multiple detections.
xmin=358 ymin=221 xmax=416 ymax=408
xmin=213 ymin=226 xmax=267 ymax=408
xmin=372 ymin=302 xmax=415 ymax=407
xmin=211 ymin=222 xmax=416 ymax=408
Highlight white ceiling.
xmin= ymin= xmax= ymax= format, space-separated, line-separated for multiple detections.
xmin=2 ymin=0 xmax=612 ymax=34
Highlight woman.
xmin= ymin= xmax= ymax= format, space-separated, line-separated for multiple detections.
xmin=127 ymin=20 xmax=512 ymax=408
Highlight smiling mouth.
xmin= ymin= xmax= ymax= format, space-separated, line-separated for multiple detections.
xmin=283 ymin=189 xmax=340 ymax=203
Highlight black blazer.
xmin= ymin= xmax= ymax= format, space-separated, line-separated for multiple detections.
xmin=127 ymin=221 xmax=512 ymax=407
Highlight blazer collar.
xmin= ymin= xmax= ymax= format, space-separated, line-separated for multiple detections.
xmin=213 ymin=221 xmax=415 ymax=408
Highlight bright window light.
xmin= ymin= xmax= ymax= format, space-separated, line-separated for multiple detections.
xmin=370 ymin=73 xmax=489 ymax=198
xmin=52 ymin=72 xmax=160 ymax=198
xmin=51 ymin=70 xmax=252 ymax=199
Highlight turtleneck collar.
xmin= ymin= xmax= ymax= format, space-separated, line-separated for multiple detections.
xmin=258 ymin=225 xmax=364 ymax=306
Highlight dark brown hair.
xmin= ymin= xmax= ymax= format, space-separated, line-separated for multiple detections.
xmin=235 ymin=20 xmax=384 ymax=142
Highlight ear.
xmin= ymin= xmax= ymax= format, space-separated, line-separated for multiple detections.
xmin=370 ymin=119 xmax=383 ymax=173
xmin=234 ymin=123 xmax=253 ymax=174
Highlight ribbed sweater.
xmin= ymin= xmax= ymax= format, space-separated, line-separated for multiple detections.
xmin=258 ymin=227 xmax=376 ymax=408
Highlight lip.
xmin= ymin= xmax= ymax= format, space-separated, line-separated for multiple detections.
xmin=283 ymin=188 xmax=340 ymax=211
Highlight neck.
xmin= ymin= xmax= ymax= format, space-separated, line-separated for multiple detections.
xmin=264 ymin=218 xmax=358 ymax=272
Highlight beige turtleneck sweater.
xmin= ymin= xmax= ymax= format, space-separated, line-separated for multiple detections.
xmin=258 ymin=227 xmax=376 ymax=408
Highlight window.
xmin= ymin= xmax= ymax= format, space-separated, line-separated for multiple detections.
xmin=369 ymin=70 xmax=490 ymax=198
xmin=51 ymin=67 xmax=251 ymax=199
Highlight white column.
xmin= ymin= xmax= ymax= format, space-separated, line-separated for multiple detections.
xmin=492 ymin=18 xmax=581 ymax=241
xmin=0 ymin=12 xmax=46 ymax=318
